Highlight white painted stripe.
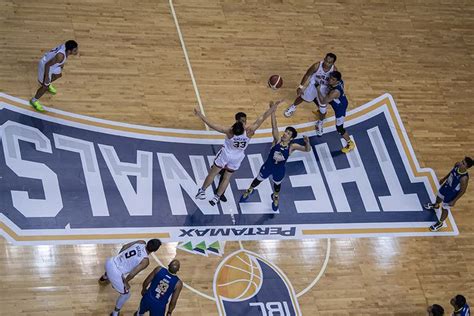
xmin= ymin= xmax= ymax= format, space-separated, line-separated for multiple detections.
xmin=296 ymin=238 xmax=331 ymax=297
xmin=168 ymin=0 xmax=208 ymax=130
xmin=223 ymin=263 xmax=262 ymax=279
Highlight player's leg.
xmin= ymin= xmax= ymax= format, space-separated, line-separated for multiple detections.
xmin=432 ymin=187 xmax=448 ymax=209
xmin=30 ymin=60 xmax=50 ymax=111
xmin=271 ymin=182 xmax=282 ymax=212
xmin=424 ymin=195 xmax=443 ymax=210
xmin=32 ymin=85 xmax=49 ymax=101
xmin=209 ymin=154 xmax=245 ymax=205
xmin=241 ymin=165 xmax=271 ymax=201
xmin=216 ymin=169 xmax=228 ymax=202
xmin=241 ymin=177 xmax=264 ymax=202
xmin=284 ymin=84 xmax=317 ymax=117
xmin=429 ymin=204 xmax=450 ymax=232
xmin=314 ymin=84 xmax=329 ymax=135
xmin=335 ymin=113 xmax=355 ymax=153
xmin=429 ymin=189 xmax=456 ymax=231
xmin=134 ymin=295 xmax=152 ymax=316
xmin=47 ymin=70 xmax=62 ymax=95
xmin=210 ymin=169 xmax=234 ymax=206
xmin=270 ymin=170 xmax=284 ymax=211
xmin=315 ymin=104 xmax=327 ymax=136
xmin=103 ymin=258 xmax=131 ymax=316
xmin=241 ymin=177 xmax=262 ymax=199
xmin=111 ymin=291 xmax=131 ymax=316
xmin=196 ymin=163 xmax=223 ymax=199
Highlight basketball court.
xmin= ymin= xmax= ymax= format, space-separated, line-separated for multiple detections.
xmin=1 ymin=0 xmax=473 ymax=315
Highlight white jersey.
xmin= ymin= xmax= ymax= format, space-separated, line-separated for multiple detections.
xmin=223 ymin=131 xmax=250 ymax=156
xmin=309 ymin=60 xmax=334 ymax=86
xmin=41 ymin=44 xmax=67 ymax=70
xmin=112 ymin=243 xmax=148 ymax=275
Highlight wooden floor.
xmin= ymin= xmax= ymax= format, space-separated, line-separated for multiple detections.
xmin=1 ymin=0 xmax=474 ymax=315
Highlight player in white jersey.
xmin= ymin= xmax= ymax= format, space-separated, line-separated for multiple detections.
xmin=99 ymin=239 xmax=162 ymax=316
xmin=284 ymin=53 xmax=337 ymax=136
xmin=215 ymin=111 xmax=248 ymax=203
xmin=30 ymin=40 xmax=79 ymax=112
xmin=194 ymin=100 xmax=282 ymax=206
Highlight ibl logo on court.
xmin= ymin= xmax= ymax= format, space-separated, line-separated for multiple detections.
xmin=0 ymin=92 xmax=458 ymax=244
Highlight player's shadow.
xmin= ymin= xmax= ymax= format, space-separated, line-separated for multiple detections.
xmin=183 ymin=208 xmax=215 ymax=226
xmin=234 ymin=212 xmax=276 ymax=226
xmin=330 ymin=149 xmax=344 ymax=157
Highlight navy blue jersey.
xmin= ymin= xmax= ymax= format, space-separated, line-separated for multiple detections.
xmin=263 ymin=142 xmax=290 ymax=168
xmin=453 ymin=303 xmax=470 ymax=316
xmin=259 ymin=142 xmax=292 ymax=183
xmin=443 ymin=166 xmax=469 ymax=194
xmin=144 ymin=267 xmax=180 ymax=308
xmin=329 ymin=80 xmax=348 ymax=109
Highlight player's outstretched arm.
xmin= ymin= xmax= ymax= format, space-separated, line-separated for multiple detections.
xmin=270 ymin=104 xmax=279 ymax=143
xmin=290 ymin=135 xmax=311 ymax=153
xmin=193 ymin=108 xmax=230 ymax=135
xmin=247 ymin=100 xmax=282 ymax=137
xmin=141 ymin=266 xmax=160 ymax=296
xmin=124 ymin=257 xmax=150 ymax=290
xmin=166 ymin=280 xmax=183 ymax=316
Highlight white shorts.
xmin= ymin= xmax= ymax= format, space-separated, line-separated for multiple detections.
xmin=214 ymin=148 xmax=245 ymax=171
xmin=302 ymin=83 xmax=329 ymax=107
xmin=37 ymin=58 xmax=61 ymax=85
xmin=105 ymin=257 xmax=127 ymax=294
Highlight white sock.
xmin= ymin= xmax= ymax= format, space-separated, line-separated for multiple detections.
xmin=31 ymin=97 xmax=37 ymax=102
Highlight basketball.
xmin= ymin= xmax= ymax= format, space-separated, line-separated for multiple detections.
xmin=214 ymin=251 xmax=262 ymax=300
xmin=268 ymin=75 xmax=283 ymax=90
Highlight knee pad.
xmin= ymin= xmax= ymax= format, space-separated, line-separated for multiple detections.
xmin=336 ymin=124 xmax=345 ymax=135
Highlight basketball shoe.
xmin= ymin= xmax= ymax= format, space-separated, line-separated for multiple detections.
xmin=341 ymin=140 xmax=356 ymax=153
xmin=284 ymin=104 xmax=297 ymax=117
xmin=240 ymin=187 xmax=254 ymax=202
xmin=195 ymin=188 xmax=206 ymax=200
xmin=30 ymin=99 xmax=45 ymax=112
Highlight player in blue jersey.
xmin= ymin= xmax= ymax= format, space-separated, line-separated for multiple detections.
xmin=240 ymin=103 xmax=311 ymax=211
xmin=451 ymin=295 xmax=470 ymax=316
xmin=316 ymin=71 xmax=355 ymax=153
xmin=424 ymin=157 xmax=473 ymax=232
xmin=134 ymin=259 xmax=183 ymax=316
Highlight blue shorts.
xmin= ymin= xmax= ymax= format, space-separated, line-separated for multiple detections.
xmin=138 ymin=294 xmax=166 ymax=316
xmin=259 ymin=164 xmax=285 ymax=184
xmin=331 ymin=102 xmax=348 ymax=119
xmin=438 ymin=185 xmax=459 ymax=204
